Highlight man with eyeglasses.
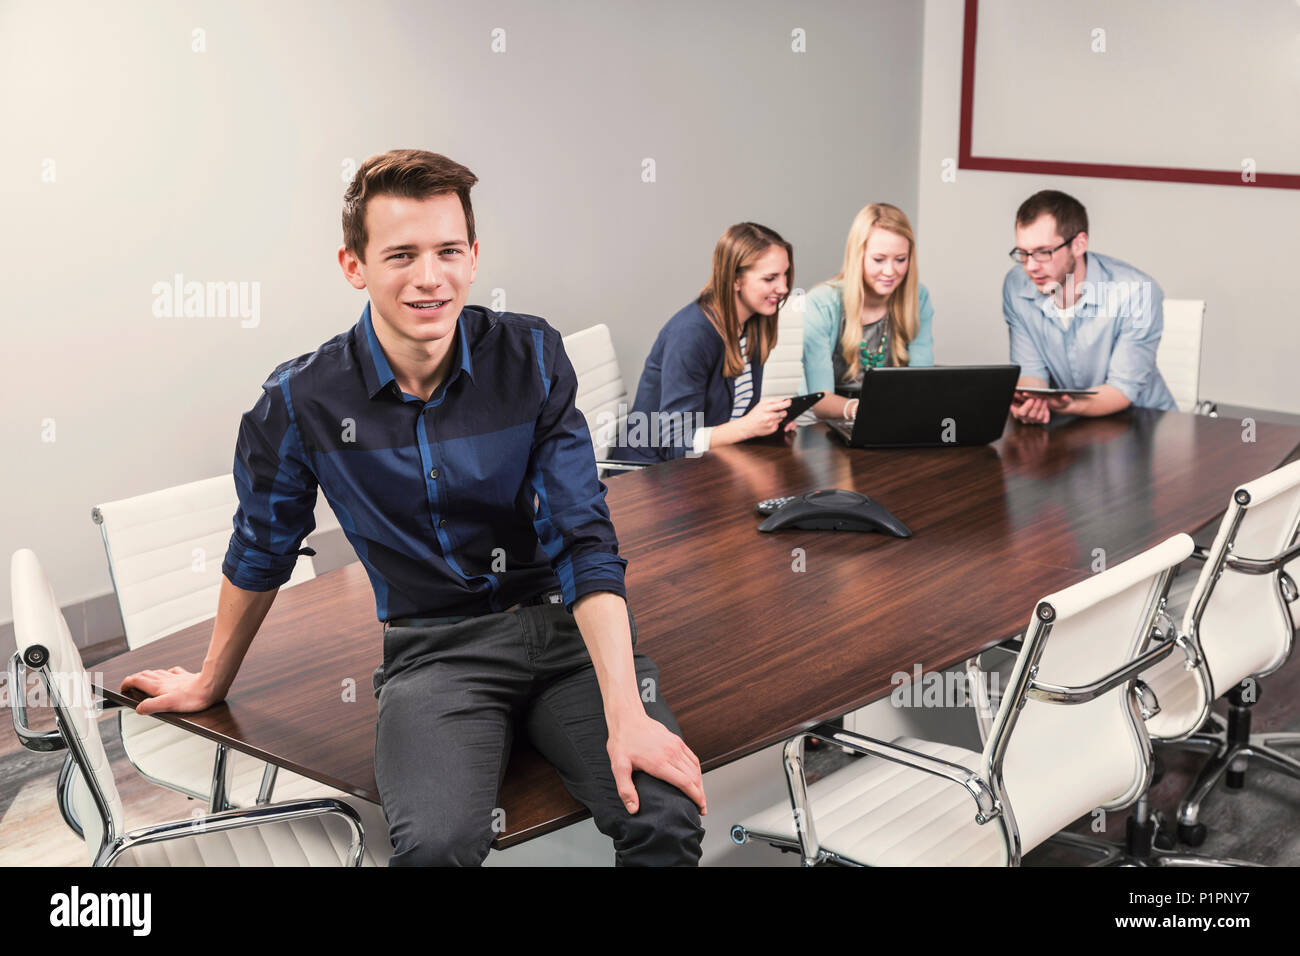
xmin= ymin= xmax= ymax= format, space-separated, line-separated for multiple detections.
xmin=1003 ymin=190 xmax=1175 ymax=424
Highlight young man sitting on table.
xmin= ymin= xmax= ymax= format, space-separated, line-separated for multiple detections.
xmin=1003 ymin=190 xmax=1176 ymax=425
xmin=120 ymin=149 xmax=705 ymax=866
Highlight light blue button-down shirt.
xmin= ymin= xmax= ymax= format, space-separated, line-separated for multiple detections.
xmin=1001 ymin=251 xmax=1175 ymax=410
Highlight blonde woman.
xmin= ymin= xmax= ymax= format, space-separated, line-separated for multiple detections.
xmin=802 ymin=203 xmax=934 ymax=421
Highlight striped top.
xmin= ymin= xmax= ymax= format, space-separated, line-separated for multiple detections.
xmin=730 ymin=330 xmax=753 ymax=419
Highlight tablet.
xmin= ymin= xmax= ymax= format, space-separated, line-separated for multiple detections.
xmin=1015 ymin=386 xmax=1098 ymax=397
xmin=780 ymin=391 xmax=825 ymax=428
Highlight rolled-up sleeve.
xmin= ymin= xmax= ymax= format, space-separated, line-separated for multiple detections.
xmin=1003 ymin=272 xmax=1048 ymax=381
xmin=526 ymin=328 xmax=628 ymax=609
xmin=222 ymin=367 xmax=319 ymax=591
xmin=1103 ymin=279 xmax=1164 ymax=405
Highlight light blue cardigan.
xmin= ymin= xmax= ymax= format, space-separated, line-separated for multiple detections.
xmin=800 ymin=282 xmax=934 ymax=394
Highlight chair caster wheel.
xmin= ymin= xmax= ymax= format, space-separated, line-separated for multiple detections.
xmin=1178 ymin=822 xmax=1207 ymax=846
xmin=1153 ymin=827 xmax=1177 ymax=851
xmin=1226 ymin=769 xmax=1245 ymax=789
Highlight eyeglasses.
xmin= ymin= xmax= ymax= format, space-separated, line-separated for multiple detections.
xmin=1008 ymin=235 xmax=1077 ymax=263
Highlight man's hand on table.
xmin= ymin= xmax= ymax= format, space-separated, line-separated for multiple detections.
xmin=1011 ymin=390 xmax=1070 ymax=424
xmin=120 ymin=666 xmax=221 ymax=715
xmin=607 ymin=710 xmax=707 ymax=817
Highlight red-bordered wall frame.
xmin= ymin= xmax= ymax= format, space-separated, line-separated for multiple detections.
xmin=958 ymin=0 xmax=1300 ymax=190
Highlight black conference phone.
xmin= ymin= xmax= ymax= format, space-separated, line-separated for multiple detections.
xmin=755 ymin=489 xmax=912 ymax=538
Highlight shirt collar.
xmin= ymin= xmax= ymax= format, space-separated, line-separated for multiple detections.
xmin=356 ymin=301 xmax=476 ymax=400
xmin=1030 ymin=252 xmax=1102 ymax=319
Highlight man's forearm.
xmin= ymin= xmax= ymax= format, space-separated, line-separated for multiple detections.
xmin=571 ymin=590 xmax=643 ymax=730
xmin=1064 ymin=384 xmax=1131 ymax=417
xmin=199 ymin=576 xmax=280 ymax=700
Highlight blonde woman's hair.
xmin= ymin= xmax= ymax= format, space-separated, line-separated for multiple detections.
xmin=697 ymin=222 xmax=793 ymax=378
xmin=830 ymin=203 xmax=920 ymax=381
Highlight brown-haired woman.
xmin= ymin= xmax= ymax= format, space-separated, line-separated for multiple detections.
xmin=612 ymin=222 xmax=796 ymax=464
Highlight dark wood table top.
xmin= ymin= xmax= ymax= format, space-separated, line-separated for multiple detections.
xmin=96 ymin=409 xmax=1300 ymax=846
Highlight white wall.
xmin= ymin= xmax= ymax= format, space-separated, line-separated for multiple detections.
xmin=917 ymin=0 xmax=1300 ymax=413
xmin=1 ymin=0 xmax=924 ymax=624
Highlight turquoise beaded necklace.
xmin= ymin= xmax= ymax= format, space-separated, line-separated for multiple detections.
xmin=859 ymin=324 xmax=890 ymax=370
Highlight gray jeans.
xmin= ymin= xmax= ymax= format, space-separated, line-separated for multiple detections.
xmin=371 ymin=602 xmax=704 ymax=866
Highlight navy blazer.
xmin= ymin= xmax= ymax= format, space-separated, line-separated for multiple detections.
xmin=613 ymin=300 xmax=764 ymax=463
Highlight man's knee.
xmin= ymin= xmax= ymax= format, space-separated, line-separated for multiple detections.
xmin=610 ymin=772 xmax=704 ymax=867
xmin=387 ymin=815 xmax=494 ymax=867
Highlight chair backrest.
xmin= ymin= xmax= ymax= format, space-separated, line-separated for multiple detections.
xmin=94 ymin=475 xmax=316 ymax=649
xmin=1183 ymin=459 xmax=1300 ymax=699
xmin=10 ymin=549 xmax=125 ymax=864
xmin=760 ymin=302 xmax=804 ymax=401
xmin=1156 ymin=299 xmax=1205 ymax=413
xmin=983 ymin=533 xmax=1192 ymax=862
xmin=563 ymin=324 xmax=628 ymax=458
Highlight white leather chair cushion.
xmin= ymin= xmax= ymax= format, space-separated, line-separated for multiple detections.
xmin=1140 ymin=650 xmax=1206 ymax=740
xmin=1156 ymin=299 xmax=1204 ymax=413
xmin=739 ymin=737 xmax=1005 ymax=866
xmin=113 ymin=797 xmax=391 ymax=867
xmin=760 ymin=304 xmax=804 ymax=402
xmin=563 ymin=324 xmax=628 ymax=458
xmin=95 ymin=474 xmax=316 ymax=650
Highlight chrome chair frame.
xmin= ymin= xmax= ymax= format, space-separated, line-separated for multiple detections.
xmin=732 ymin=577 xmax=1178 ymax=867
xmin=86 ymin=503 xmax=283 ymax=827
xmin=1158 ymin=495 xmax=1300 ymax=841
xmin=11 ymin=644 xmax=364 ymax=867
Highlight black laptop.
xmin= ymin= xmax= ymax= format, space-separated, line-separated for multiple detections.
xmin=828 ymin=365 xmax=1020 ymax=448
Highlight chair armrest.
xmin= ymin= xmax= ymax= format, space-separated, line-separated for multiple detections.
xmin=95 ymin=797 xmax=366 ymax=867
xmin=1224 ymin=538 xmax=1300 ymax=576
xmin=8 ymin=652 xmax=66 ymax=753
xmin=964 ymin=656 xmax=996 ymax=747
xmin=1026 ymin=635 xmax=1176 ymax=704
xmin=780 ymin=723 xmax=1000 ymax=866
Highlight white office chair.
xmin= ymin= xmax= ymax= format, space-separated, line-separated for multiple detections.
xmin=1140 ymin=459 xmax=1300 ymax=848
xmin=84 ymin=475 xmax=345 ymax=825
xmin=1157 ymin=299 xmax=1216 ymax=415
xmin=9 ymin=548 xmax=393 ymax=866
xmin=731 ymin=534 xmax=1193 ymax=866
xmin=563 ymin=323 xmax=647 ymax=473
xmin=760 ymin=302 xmax=805 ymax=401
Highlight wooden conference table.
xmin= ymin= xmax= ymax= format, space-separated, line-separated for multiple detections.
xmin=98 ymin=410 xmax=1300 ymax=848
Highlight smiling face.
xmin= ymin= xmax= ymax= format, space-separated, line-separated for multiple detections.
xmin=861 ymin=228 xmax=910 ymax=299
xmin=732 ymin=244 xmax=791 ymax=323
xmin=338 ymin=192 xmax=479 ymax=353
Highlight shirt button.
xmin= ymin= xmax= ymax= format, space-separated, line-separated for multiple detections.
xmin=438 ymin=518 xmax=447 ymax=528
xmin=429 ymin=468 xmax=439 ymax=479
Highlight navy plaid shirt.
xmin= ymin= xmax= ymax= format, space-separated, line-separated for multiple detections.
xmin=221 ymin=302 xmax=627 ymax=621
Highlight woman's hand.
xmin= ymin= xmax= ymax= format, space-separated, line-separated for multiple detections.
xmin=737 ymin=398 xmax=792 ymax=439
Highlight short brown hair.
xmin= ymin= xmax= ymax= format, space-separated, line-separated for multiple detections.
xmin=342 ymin=149 xmax=478 ymax=262
xmin=1015 ymin=189 xmax=1088 ymax=242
